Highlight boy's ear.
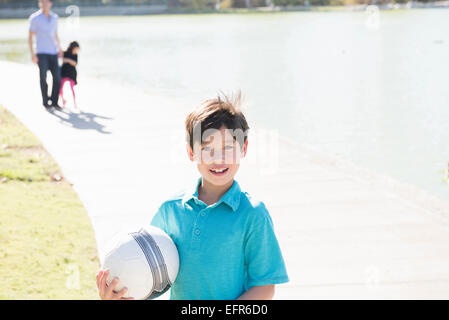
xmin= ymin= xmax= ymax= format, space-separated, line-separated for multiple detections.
xmin=241 ymin=139 xmax=248 ymax=158
xmin=186 ymin=143 xmax=194 ymax=162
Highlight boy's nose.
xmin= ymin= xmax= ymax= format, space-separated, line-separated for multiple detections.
xmin=215 ymin=151 xmax=238 ymax=164
xmin=209 ymin=152 xmax=225 ymax=163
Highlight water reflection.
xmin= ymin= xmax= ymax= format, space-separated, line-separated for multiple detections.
xmin=1 ymin=10 xmax=448 ymax=201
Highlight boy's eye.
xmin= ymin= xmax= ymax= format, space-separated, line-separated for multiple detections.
xmin=201 ymin=144 xmax=233 ymax=154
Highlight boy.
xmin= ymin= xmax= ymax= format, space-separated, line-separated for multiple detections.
xmin=97 ymin=92 xmax=289 ymax=300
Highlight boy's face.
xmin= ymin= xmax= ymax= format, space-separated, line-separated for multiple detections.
xmin=187 ymin=125 xmax=248 ymax=187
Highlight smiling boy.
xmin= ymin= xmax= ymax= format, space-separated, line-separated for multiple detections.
xmin=97 ymin=92 xmax=288 ymax=300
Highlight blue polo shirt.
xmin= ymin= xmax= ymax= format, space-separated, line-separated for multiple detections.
xmin=150 ymin=176 xmax=289 ymax=300
xmin=29 ymin=10 xmax=59 ymax=55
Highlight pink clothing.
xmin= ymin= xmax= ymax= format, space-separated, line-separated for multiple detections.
xmin=59 ymin=77 xmax=76 ymax=107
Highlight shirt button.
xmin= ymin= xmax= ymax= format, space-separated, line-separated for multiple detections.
xmin=195 ymin=229 xmax=200 ymax=235
xmin=201 ymin=212 xmax=206 ymax=217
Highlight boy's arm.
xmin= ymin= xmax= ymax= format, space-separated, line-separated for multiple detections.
xmin=150 ymin=202 xmax=168 ymax=233
xmin=237 ymin=285 xmax=275 ymax=300
xmin=243 ymin=204 xmax=289 ymax=298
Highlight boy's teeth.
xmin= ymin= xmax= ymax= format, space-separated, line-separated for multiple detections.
xmin=211 ymin=168 xmax=227 ymax=172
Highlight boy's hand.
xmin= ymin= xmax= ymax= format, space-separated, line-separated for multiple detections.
xmin=96 ymin=269 xmax=134 ymax=300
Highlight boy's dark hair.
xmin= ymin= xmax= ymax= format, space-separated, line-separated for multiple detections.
xmin=185 ymin=91 xmax=250 ymax=152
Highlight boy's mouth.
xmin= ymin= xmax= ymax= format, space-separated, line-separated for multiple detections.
xmin=209 ymin=167 xmax=229 ymax=176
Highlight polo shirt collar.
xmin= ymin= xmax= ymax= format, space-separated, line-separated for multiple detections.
xmin=37 ymin=9 xmax=55 ymax=19
xmin=182 ymin=176 xmax=241 ymax=212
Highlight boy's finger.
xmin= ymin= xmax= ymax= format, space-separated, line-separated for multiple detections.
xmin=115 ymin=287 xmax=128 ymax=299
xmin=96 ymin=270 xmax=103 ymax=289
xmin=100 ymin=269 xmax=109 ymax=289
xmin=100 ymin=269 xmax=109 ymax=297
xmin=106 ymin=277 xmax=119 ymax=297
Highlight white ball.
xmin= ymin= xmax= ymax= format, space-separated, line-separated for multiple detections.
xmin=102 ymin=225 xmax=179 ymax=300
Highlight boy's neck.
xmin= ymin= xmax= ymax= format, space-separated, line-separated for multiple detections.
xmin=198 ymin=178 xmax=234 ymax=206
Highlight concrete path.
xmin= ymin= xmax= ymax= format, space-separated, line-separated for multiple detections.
xmin=1 ymin=60 xmax=449 ymax=299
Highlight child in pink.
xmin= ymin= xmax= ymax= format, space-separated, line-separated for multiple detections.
xmin=59 ymin=41 xmax=80 ymax=108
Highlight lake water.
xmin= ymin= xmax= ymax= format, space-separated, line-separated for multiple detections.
xmin=1 ymin=9 xmax=448 ymax=202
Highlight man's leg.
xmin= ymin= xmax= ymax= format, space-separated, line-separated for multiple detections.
xmin=49 ymin=54 xmax=61 ymax=106
xmin=37 ymin=54 xmax=50 ymax=106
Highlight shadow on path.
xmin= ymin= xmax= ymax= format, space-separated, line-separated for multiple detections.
xmin=47 ymin=107 xmax=113 ymax=134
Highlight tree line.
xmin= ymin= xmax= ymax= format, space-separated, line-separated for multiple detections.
xmin=0 ymin=0 xmax=437 ymax=9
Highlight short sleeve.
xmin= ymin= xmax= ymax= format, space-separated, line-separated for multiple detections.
xmin=29 ymin=17 xmax=38 ymax=33
xmin=244 ymin=206 xmax=289 ymax=289
xmin=150 ymin=203 xmax=167 ymax=234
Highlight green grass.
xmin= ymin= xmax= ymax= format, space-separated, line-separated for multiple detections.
xmin=0 ymin=105 xmax=100 ymax=299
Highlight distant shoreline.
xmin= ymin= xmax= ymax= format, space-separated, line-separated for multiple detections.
xmin=0 ymin=1 xmax=448 ymax=19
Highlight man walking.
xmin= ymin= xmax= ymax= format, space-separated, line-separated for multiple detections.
xmin=28 ymin=0 xmax=63 ymax=109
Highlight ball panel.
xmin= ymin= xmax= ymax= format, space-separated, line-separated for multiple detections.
xmin=120 ymin=257 xmax=153 ymax=299
xmin=143 ymin=225 xmax=180 ymax=283
xmin=103 ymin=235 xmax=154 ymax=300
xmin=102 ymin=225 xmax=179 ymax=300
xmin=136 ymin=229 xmax=169 ymax=292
